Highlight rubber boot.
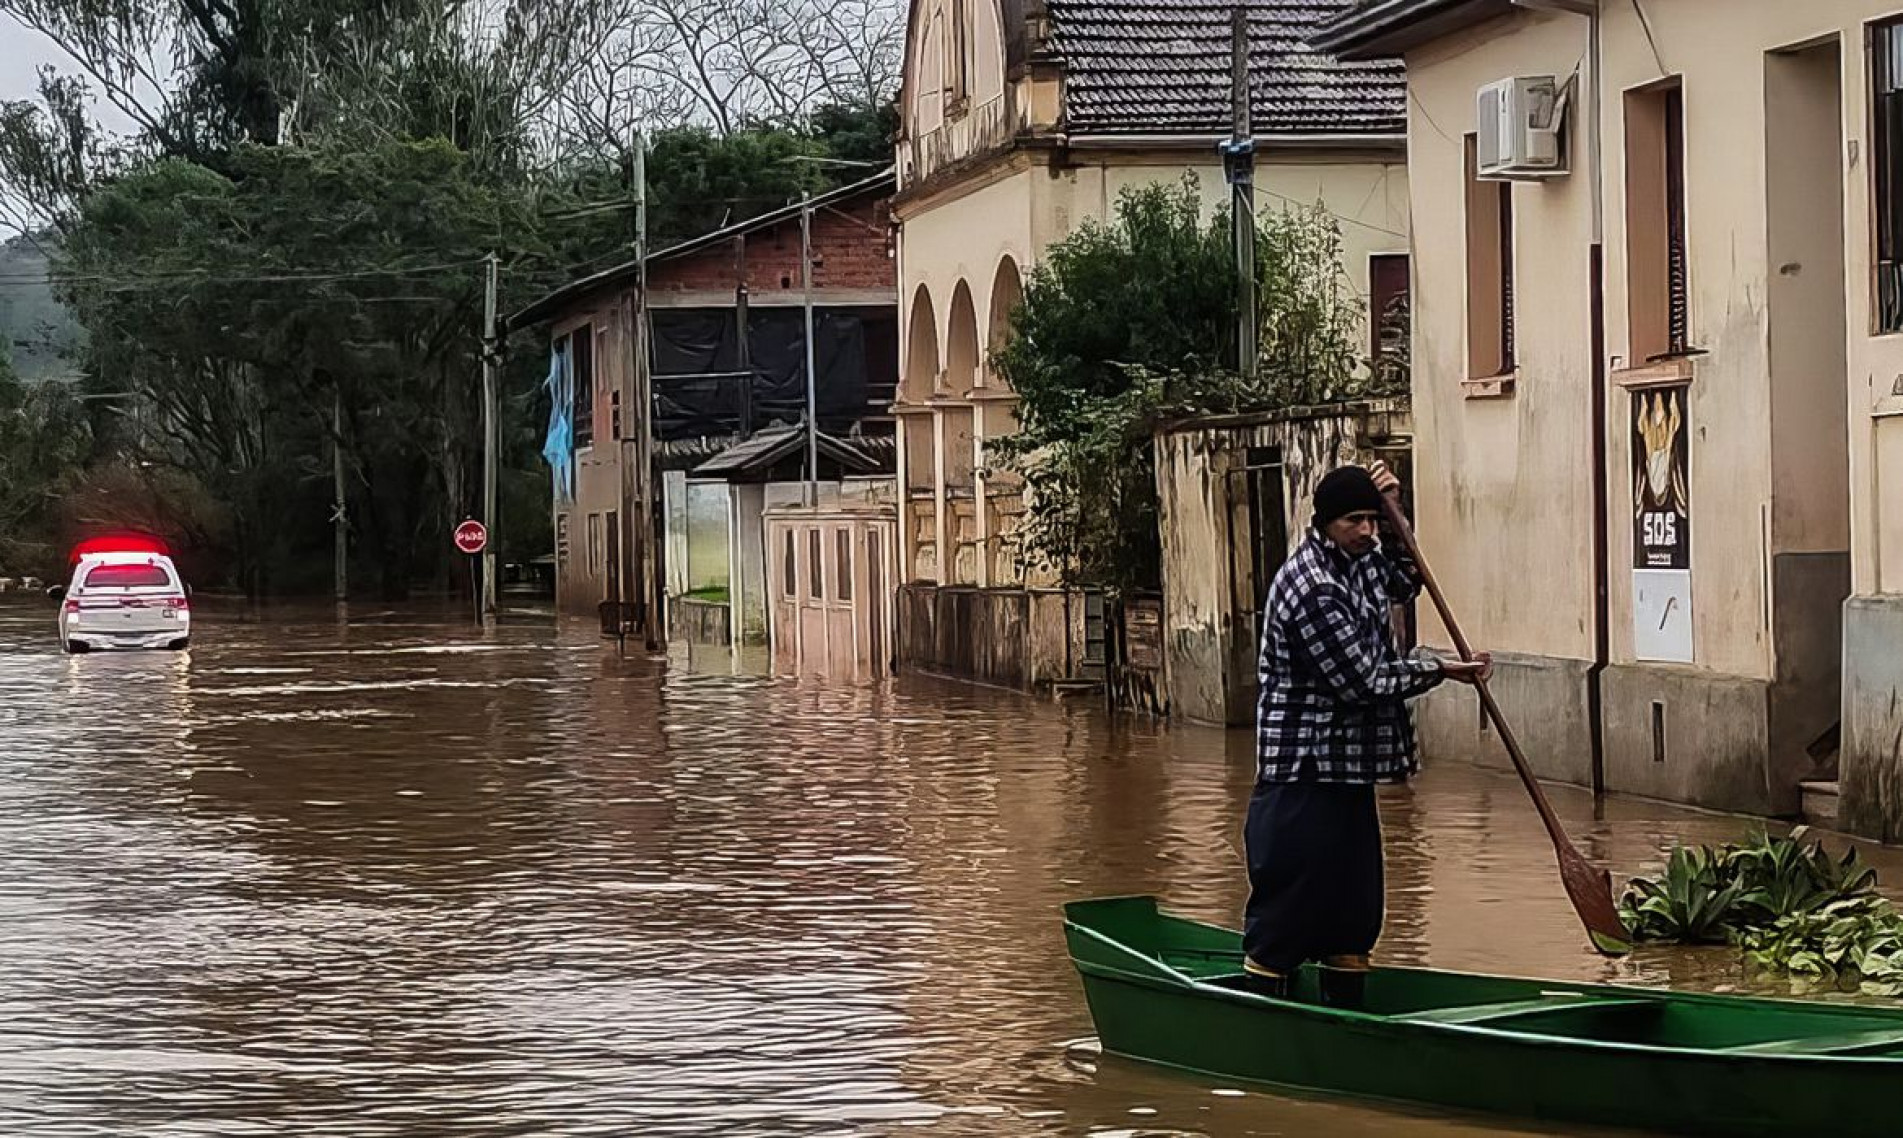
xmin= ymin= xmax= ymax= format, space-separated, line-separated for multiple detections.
xmin=1318 ymin=955 xmax=1370 ymax=1010
xmin=1241 ymin=958 xmax=1291 ymax=1000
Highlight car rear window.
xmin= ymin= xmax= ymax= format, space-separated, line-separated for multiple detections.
xmin=83 ymin=563 xmax=173 ymax=589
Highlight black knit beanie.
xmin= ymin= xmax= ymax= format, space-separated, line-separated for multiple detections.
xmin=1312 ymin=466 xmax=1385 ymax=530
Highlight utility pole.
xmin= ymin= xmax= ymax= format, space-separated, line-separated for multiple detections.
xmin=1223 ymin=4 xmax=1258 ymax=379
xmin=734 ymin=234 xmax=752 ymax=438
xmin=481 ymin=251 xmax=500 ymax=622
xmin=632 ymin=129 xmax=662 ymax=652
xmin=332 ymin=391 xmax=347 ymax=606
xmin=800 ymin=190 xmax=819 ymax=507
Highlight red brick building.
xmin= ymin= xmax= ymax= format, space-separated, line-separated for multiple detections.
xmin=508 ymin=171 xmax=899 ymax=633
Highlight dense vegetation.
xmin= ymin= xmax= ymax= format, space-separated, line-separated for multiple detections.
xmin=0 ymin=0 xmax=898 ymax=596
xmin=990 ymin=176 xmax=1401 ymax=593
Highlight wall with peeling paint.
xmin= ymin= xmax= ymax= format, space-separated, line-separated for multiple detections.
xmin=1155 ymin=401 xmax=1414 ymax=727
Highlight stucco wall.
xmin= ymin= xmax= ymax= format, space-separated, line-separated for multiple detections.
xmin=1045 ymin=156 xmax=1410 ymax=302
xmin=1842 ymin=596 xmax=1903 ymax=840
xmin=1401 ymin=0 xmax=1903 ymax=819
xmin=1155 ymin=402 xmax=1413 ymax=727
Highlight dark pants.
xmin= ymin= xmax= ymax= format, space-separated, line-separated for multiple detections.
xmin=1241 ymin=780 xmax=1384 ymax=974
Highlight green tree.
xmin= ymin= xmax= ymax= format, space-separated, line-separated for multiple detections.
xmin=0 ymin=1 xmax=899 ymax=600
xmin=0 ymin=346 xmax=91 ymax=576
xmin=53 ymin=140 xmax=558 ymax=598
xmin=992 ymin=176 xmax=1378 ymax=594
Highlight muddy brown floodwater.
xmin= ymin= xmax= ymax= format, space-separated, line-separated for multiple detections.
xmin=3 ymin=598 xmax=1901 ymax=1137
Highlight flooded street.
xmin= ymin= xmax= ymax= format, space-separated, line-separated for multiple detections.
xmin=0 ymin=598 xmax=1894 ymax=1137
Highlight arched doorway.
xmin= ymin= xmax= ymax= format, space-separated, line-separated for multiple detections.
xmin=976 ymin=255 xmax=1026 ymax=585
xmin=900 ymin=284 xmax=940 ymax=583
xmin=984 ymin=255 xmax=1024 ymax=386
xmin=903 ymin=284 xmax=939 ymax=404
xmin=943 ymin=282 xmax=979 ymax=512
xmin=946 ymin=281 xmax=980 ymax=395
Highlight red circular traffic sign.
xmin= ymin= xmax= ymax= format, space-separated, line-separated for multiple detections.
xmin=454 ymin=520 xmax=488 ymax=555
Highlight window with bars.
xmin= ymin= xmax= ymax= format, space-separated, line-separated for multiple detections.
xmin=1626 ymin=80 xmax=1692 ymax=361
xmin=1463 ymin=136 xmax=1516 ymax=378
xmin=1875 ymin=20 xmax=1903 ymax=332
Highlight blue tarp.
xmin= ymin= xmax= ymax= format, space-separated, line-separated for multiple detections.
xmin=541 ymin=342 xmax=574 ymax=503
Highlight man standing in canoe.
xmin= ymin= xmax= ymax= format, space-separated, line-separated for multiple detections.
xmin=1242 ymin=461 xmax=1491 ymax=1007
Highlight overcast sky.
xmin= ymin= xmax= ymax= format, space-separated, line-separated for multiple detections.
xmin=1 ymin=13 xmax=141 ymax=131
xmin=2 ymin=14 xmax=67 ymax=102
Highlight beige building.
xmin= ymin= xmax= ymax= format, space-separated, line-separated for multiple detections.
xmin=1317 ymin=0 xmax=1903 ymax=832
xmin=893 ymin=0 xmax=1412 ymax=685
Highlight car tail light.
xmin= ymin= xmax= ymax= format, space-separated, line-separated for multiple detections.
xmin=63 ymin=598 xmax=79 ymax=614
xmin=165 ymin=596 xmax=190 ymax=612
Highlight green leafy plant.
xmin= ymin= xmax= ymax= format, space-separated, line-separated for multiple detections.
xmin=1619 ymin=829 xmax=1900 ymax=994
xmin=989 ymin=176 xmax=1376 ymax=593
xmin=1729 ymin=825 xmax=1877 ymax=923
xmin=1619 ymin=829 xmax=1880 ymax=945
xmin=1737 ymin=896 xmax=1903 ymax=996
xmin=1620 ymin=845 xmax=1752 ymax=944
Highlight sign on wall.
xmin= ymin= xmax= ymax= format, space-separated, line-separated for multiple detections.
xmin=1631 ymin=386 xmax=1693 ymax=663
xmin=1632 ymin=387 xmax=1690 ymax=570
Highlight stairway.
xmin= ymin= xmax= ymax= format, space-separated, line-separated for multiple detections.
xmin=1800 ymin=721 xmax=1842 ymax=827
xmin=1800 ymin=779 xmax=1841 ymax=827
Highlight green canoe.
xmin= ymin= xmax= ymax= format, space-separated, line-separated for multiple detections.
xmin=1066 ymin=896 xmax=1903 ymax=1137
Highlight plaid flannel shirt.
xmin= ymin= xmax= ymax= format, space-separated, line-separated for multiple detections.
xmin=1255 ymin=528 xmax=1445 ymax=785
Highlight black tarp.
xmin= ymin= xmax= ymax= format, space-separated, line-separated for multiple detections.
xmin=649 ymin=307 xmax=897 ymax=441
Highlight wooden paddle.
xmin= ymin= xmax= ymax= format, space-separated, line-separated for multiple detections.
xmin=1378 ymin=494 xmax=1633 ymax=957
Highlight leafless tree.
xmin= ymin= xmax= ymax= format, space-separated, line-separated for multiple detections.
xmin=550 ymin=0 xmax=903 ymax=160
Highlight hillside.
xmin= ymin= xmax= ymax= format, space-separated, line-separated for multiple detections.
xmin=0 ymin=234 xmax=82 ymax=383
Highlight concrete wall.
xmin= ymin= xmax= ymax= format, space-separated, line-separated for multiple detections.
xmin=668 ymin=597 xmax=732 ymax=647
xmin=1842 ymin=596 xmax=1903 ymax=840
xmin=1398 ymin=1 xmax=1903 ymax=817
xmin=1155 ymin=401 xmax=1413 ymax=727
xmin=897 ymin=583 xmax=1090 ymax=691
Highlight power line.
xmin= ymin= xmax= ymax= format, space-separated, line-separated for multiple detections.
xmin=0 ymin=256 xmax=490 ymax=290
xmin=1256 ymin=188 xmax=1409 ymax=242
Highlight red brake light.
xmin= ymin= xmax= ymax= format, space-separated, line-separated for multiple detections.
xmin=69 ymin=534 xmax=170 ymax=564
xmin=63 ymin=599 xmax=79 ymax=614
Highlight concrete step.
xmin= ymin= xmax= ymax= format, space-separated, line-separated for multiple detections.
xmin=1801 ymin=780 xmax=1841 ymax=827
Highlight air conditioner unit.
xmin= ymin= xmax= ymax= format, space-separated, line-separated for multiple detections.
xmin=1476 ymin=76 xmax=1566 ymax=179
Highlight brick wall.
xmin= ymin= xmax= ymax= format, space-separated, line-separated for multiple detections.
xmin=648 ymin=195 xmax=894 ymax=296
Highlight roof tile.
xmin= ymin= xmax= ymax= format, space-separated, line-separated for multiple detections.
xmin=1047 ymin=0 xmax=1405 ymax=137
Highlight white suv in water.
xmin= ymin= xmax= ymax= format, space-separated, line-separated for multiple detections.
xmin=52 ymin=553 xmax=193 ymax=653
